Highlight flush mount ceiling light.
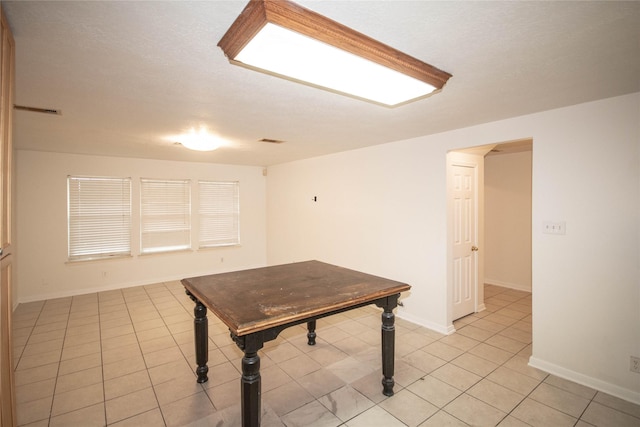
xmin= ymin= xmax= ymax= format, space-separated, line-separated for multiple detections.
xmin=174 ymin=127 xmax=224 ymax=151
xmin=218 ymin=0 xmax=452 ymax=107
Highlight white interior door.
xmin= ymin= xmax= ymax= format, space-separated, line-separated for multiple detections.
xmin=449 ymin=160 xmax=478 ymax=320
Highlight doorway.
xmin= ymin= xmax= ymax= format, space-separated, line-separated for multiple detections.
xmin=447 ymin=139 xmax=533 ymax=326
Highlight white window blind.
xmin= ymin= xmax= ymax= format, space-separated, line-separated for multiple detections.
xmin=198 ymin=181 xmax=240 ymax=248
xmin=140 ymin=179 xmax=191 ymax=254
xmin=68 ymin=176 xmax=131 ymax=261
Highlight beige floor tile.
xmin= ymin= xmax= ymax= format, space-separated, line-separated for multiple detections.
xmin=345 ymin=405 xmax=406 ymax=427
xmin=439 ymin=334 xmax=480 ymax=352
xmin=502 ymin=355 xmax=548 ymax=381
xmin=136 ymin=325 xmax=171 ymax=342
xmin=160 ymin=392 xmax=218 ymax=427
xmin=487 ymin=366 xmax=542 ymax=395
xmin=108 ymin=408 xmax=165 ymax=427
xmin=422 ymin=341 xmax=465 ymax=362
xmin=101 ymin=332 xmax=138 ymax=351
xmin=281 ymin=400 xmax=343 ymax=427
xmin=103 ymin=354 xmax=146 ymax=381
xmin=444 ymin=393 xmax=506 ymax=426
xmin=104 ymin=369 xmax=152 ymax=400
xmin=402 ymin=349 xmax=447 ymax=374
xmin=21 ymin=339 xmax=64 ymax=358
xmin=138 ymin=335 xmax=178 ymax=354
xmin=263 ymin=380 xmax=316 ymax=417
xmin=510 ymin=398 xmax=577 ymax=427
xmin=58 ymin=352 xmax=102 ymax=376
xmin=278 ymin=353 xmax=322 ymax=379
xmin=529 ymin=382 xmax=591 ymax=418
xmin=307 ymin=344 xmax=348 ymax=366
xmin=26 ymin=329 xmax=66 ymax=345
xmin=348 ymin=369 xmax=391 ymax=405
xmin=431 ymin=363 xmax=482 ymax=392
xmin=199 ymin=360 xmax=240 ymax=388
xmin=101 ymin=324 xmax=135 ymax=340
xmin=105 ymin=387 xmax=159 ymax=425
xmin=467 ymin=378 xmax=525 ymax=413
xmin=154 ymin=375 xmax=204 ymax=406
xmin=456 ymin=325 xmax=496 ymax=342
xmin=204 ymin=377 xmax=240 ymax=410
xmin=393 ymin=359 xmax=427 ymax=387
xmin=451 ymin=352 xmax=499 ymax=377
xmin=581 ymin=401 xmax=640 ymax=427
xmin=102 ymin=342 xmax=142 ymax=364
xmin=51 ymin=382 xmax=104 ymax=417
xmin=16 ymin=394 xmax=54 ymax=426
xmin=543 ymin=375 xmax=597 ymax=400
xmin=63 ymin=330 xmax=100 ymax=347
xmin=484 ymin=334 xmax=527 ymax=354
xmin=49 ymin=402 xmax=105 ymax=427
xmin=16 ymin=349 xmax=62 ymax=371
xmin=134 ymin=318 xmax=166 ymax=332
xmin=497 ymin=415 xmax=532 ymax=427
xmin=55 ymin=366 xmax=103 ymax=394
xmin=468 ymin=342 xmax=513 ymax=364
xmin=408 ymin=376 xmax=462 ymax=409
xmin=297 ymin=368 xmax=346 ymax=399
xmin=378 ymin=389 xmax=438 ymax=426
xmin=419 ymin=410 xmax=469 ymax=426
xmin=317 ymin=385 xmax=374 ymax=422
xmin=260 ymin=364 xmax=293 ymax=393
xmin=16 ymin=378 xmax=56 ymax=404
xmin=593 ymin=392 xmax=640 ymax=419
xmin=60 ymin=340 xmax=101 ymax=361
xmin=326 ymin=355 xmax=377 ymax=384
xmin=471 ymin=318 xmax=508 ymax=334
xmin=14 ymin=362 xmax=59 ymax=386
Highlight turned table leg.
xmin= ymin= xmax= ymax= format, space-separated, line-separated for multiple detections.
xmin=186 ymin=290 xmax=209 ymax=383
xmin=307 ymin=320 xmax=317 ymax=346
xmin=379 ymin=295 xmax=399 ymax=397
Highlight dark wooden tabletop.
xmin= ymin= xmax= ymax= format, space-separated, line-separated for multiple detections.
xmin=181 ymin=260 xmax=411 ymax=336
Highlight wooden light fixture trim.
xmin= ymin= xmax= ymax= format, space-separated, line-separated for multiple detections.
xmin=218 ymin=0 xmax=452 ymax=90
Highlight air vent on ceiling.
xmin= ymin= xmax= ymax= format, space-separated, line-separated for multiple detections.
xmin=14 ymin=105 xmax=61 ymax=115
xmin=259 ymin=138 xmax=285 ymax=144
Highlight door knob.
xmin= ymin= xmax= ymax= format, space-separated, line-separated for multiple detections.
xmin=471 ymin=246 xmax=479 ymax=252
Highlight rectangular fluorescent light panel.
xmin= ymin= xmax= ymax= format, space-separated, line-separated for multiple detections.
xmin=218 ymin=0 xmax=451 ymax=108
xmin=235 ymin=23 xmax=436 ymax=106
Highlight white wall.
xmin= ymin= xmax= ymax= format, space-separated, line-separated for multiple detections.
xmin=266 ymin=93 xmax=640 ymax=404
xmin=485 ymin=150 xmax=532 ymax=291
xmin=15 ymin=151 xmax=267 ymax=302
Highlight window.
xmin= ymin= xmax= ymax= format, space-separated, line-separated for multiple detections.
xmin=198 ymin=181 xmax=240 ymax=248
xmin=67 ymin=176 xmax=131 ymax=261
xmin=140 ymin=179 xmax=191 ymax=254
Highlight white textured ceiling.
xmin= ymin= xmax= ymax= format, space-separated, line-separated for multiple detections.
xmin=4 ymin=1 xmax=640 ymax=166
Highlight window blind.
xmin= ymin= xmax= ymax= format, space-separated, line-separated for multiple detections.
xmin=68 ymin=176 xmax=131 ymax=261
xmin=140 ymin=179 xmax=191 ymax=254
xmin=198 ymin=181 xmax=240 ymax=248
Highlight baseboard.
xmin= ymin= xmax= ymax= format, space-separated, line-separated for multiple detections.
xmin=16 ymin=278 xmax=178 ymax=305
xmin=397 ymin=311 xmax=455 ymax=335
xmin=485 ymin=278 xmax=531 ymax=292
xmin=529 ymin=356 xmax=640 ymax=405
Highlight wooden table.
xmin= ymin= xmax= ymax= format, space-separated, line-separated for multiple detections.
xmin=181 ymin=260 xmax=411 ymax=427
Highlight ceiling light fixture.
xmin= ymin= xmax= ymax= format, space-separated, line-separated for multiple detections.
xmin=218 ymin=0 xmax=452 ymax=107
xmin=175 ymin=127 xmax=224 ymax=151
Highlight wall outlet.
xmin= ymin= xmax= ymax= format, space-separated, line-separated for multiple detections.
xmin=631 ymin=356 xmax=640 ymax=374
xmin=543 ymin=221 xmax=566 ymax=235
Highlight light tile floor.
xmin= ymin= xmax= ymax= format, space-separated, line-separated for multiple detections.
xmin=11 ymin=283 xmax=640 ymax=426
